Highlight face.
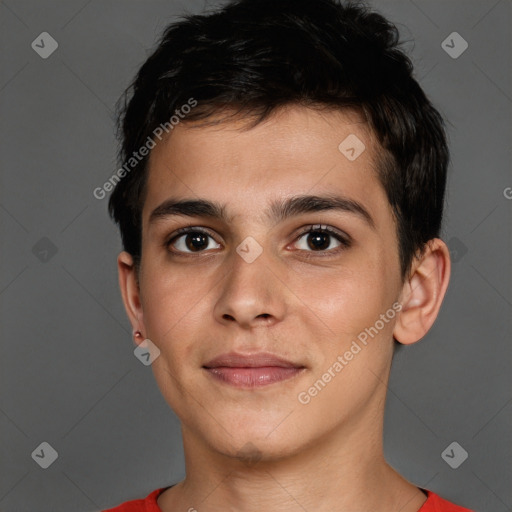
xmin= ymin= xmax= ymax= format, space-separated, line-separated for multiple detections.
xmin=125 ymin=106 xmax=406 ymax=461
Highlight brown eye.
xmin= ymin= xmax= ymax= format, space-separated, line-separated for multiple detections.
xmin=168 ymin=228 xmax=221 ymax=253
xmin=294 ymin=225 xmax=350 ymax=253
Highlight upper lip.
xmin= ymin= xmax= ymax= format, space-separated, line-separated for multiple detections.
xmin=203 ymin=352 xmax=304 ymax=368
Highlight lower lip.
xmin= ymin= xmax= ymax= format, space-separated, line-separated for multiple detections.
xmin=204 ymin=366 xmax=304 ymax=388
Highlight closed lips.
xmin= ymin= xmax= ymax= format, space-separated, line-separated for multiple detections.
xmin=203 ymin=352 xmax=306 ymax=388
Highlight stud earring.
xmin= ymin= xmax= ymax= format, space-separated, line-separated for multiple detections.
xmin=133 ymin=329 xmax=144 ymax=340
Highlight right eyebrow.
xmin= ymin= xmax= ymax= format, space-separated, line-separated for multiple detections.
xmin=149 ymin=198 xmax=229 ymax=224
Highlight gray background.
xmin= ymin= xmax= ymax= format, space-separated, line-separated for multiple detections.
xmin=0 ymin=0 xmax=510 ymax=511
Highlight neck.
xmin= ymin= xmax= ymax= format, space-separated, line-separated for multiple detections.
xmin=158 ymin=394 xmax=425 ymax=512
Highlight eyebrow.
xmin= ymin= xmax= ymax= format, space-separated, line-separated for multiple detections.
xmin=148 ymin=194 xmax=376 ymax=230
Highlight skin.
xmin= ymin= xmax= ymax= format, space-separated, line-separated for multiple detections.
xmin=117 ymin=105 xmax=451 ymax=512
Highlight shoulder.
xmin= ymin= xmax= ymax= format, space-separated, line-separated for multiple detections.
xmin=102 ymin=487 xmax=169 ymax=512
xmin=419 ymin=489 xmax=476 ymax=512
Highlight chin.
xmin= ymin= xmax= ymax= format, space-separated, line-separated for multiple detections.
xmin=201 ymin=418 xmax=309 ymax=464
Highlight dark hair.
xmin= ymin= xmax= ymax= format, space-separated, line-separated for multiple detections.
xmin=108 ymin=0 xmax=450 ymax=283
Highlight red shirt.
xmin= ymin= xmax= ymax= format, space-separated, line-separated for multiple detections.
xmin=103 ymin=487 xmax=475 ymax=511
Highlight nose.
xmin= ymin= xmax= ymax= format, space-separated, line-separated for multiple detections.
xmin=213 ymin=248 xmax=288 ymax=329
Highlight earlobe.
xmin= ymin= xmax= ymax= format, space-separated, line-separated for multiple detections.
xmin=117 ymin=251 xmax=145 ymax=339
xmin=393 ymin=238 xmax=451 ymax=346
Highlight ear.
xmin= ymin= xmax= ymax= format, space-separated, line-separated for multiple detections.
xmin=117 ymin=251 xmax=145 ymax=345
xmin=394 ymin=238 xmax=451 ymax=345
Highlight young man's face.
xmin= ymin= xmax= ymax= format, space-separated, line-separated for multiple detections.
xmin=122 ymin=106 xmax=409 ymax=460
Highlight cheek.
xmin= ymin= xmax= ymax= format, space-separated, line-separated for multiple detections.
xmin=138 ymin=266 xmax=213 ymax=415
xmin=291 ymin=252 xmax=395 ymax=342
xmin=139 ymin=264 xmax=214 ymax=354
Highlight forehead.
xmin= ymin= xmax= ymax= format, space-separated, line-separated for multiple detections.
xmin=143 ymin=105 xmax=387 ymax=226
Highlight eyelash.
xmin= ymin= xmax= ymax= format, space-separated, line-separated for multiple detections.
xmin=165 ymin=224 xmax=351 ymax=257
xmin=295 ymin=224 xmax=351 ymax=256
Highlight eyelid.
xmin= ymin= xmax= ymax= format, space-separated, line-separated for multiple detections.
xmin=173 ymin=226 xmax=218 ymax=239
xmin=164 ymin=226 xmax=221 ymax=250
xmin=291 ymin=224 xmax=352 ymax=254
xmin=294 ymin=223 xmax=350 ymax=241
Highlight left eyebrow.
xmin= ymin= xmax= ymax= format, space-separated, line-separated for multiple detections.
xmin=148 ymin=194 xmax=376 ymax=231
xmin=267 ymin=194 xmax=376 ymax=230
